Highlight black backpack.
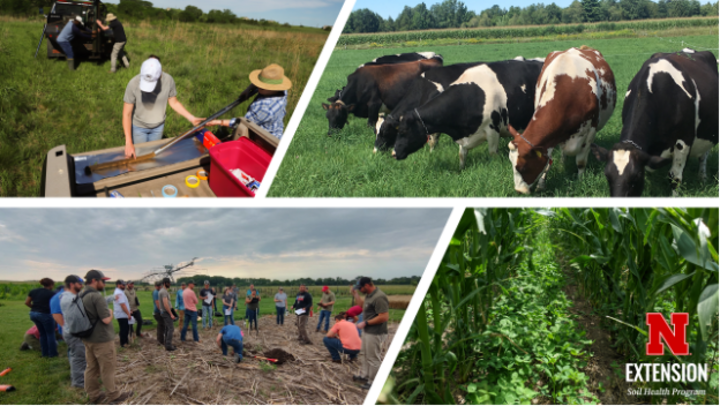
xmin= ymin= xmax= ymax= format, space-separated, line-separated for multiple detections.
xmin=66 ymin=291 xmax=100 ymax=338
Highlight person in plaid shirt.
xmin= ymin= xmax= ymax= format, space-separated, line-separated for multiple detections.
xmin=209 ymin=63 xmax=292 ymax=139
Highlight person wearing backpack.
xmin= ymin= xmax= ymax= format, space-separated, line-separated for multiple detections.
xmin=80 ymin=270 xmax=133 ymax=404
xmin=59 ymin=275 xmax=87 ymax=389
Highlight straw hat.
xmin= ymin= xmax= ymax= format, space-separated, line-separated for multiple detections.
xmin=249 ymin=64 xmax=292 ymax=91
xmin=106 ymin=13 xmax=117 ymax=22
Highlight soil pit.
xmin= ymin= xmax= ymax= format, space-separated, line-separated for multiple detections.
xmin=114 ymin=312 xmax=397 ymax=404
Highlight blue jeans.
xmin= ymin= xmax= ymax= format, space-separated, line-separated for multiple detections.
xmin=202 ymin=305 xmax=213 ymax=328
xmin=317 ymin=309 xmax=331 ymax=331
xmin=132 ymin=124 xmax=164 ymax=144
xmin=223 ymin=306 xmax=235 ymax=326
xmin=323 ymin=337 xmax=359 ymax=361
xmin=221 ymin=337 xmax=243 ymax=362
xmin=247 ymin=309 xmax=257 ymax=330
xmin=181 ymin=310 xmax=199 ymax=341
xmin=357 ymin=314 xmax=363 ymax=337
xmin=276 ymin=307 xmax=285 ymax=325
xmin=30 ymin=312 xmax=58 ymax=357
xmin=57 ymin=40 xmax=73 ymax=59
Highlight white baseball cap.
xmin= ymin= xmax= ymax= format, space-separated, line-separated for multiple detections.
xmin=75 ymin=16 xmax=83 ymax=22
xmin=139 ymin=58 xmax=162 ymax=93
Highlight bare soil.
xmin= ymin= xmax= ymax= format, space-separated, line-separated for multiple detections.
xmin=113 ymin=314 xmax=397 ymax=405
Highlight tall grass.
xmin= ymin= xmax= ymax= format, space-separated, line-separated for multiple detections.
xmin=0 ymin=19 xmax=327 ymax=196
xmin=550 ymin=208 xmax=719 ymax=404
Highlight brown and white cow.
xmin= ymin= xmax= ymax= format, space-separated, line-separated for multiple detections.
xmin=508 ymin=46 xmax=617 ymax=194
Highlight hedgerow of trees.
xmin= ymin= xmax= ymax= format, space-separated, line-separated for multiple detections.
xmin=343 ymin=0 xmax=719 ymax=33
xmin=175 ymin=275 xmax=421 ymax=288
xmin=0 ymin=0 xmax=301 ymax=27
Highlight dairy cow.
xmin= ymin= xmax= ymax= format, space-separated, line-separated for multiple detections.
xmin=377 ymin=58 xmax=543 ymax=154
xmin=391 ymin=59 xmax=544 ymax=170
xmin=508 ymin=46 xmax=616 ymax=194
xmin=591 ymin=49 xmax=718 ymax=196
xmin=322 ymin=56 xmax=443 ymax=135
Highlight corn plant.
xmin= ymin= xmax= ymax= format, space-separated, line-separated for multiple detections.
xmin=550 ymin=208 xmax=719 ymax=404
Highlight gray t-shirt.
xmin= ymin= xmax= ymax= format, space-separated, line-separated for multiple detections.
xmin=274 ymin=292 xmax=287 ymax=308
xmin=123 ymin=72 xmax=177 ymax=129
xmin=157 ymin=287 xmax=171 ymax=314
xmin=362 ymin=288 xmax=389 ymax=335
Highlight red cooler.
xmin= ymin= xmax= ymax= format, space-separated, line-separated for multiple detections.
xmin=209 ymin=138 xmax=272 ymax=197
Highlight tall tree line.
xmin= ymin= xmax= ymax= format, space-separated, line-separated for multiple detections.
xmin=175 ymin=275 xmax=421 ymax=288
xmin=343 ymin=0 xmax=719 ymax=33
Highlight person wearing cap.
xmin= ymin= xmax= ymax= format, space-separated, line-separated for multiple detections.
xmin=199 ymin=280 xmax=214 ymax=330
xmin=157 ymin=278 xmax=177 ymax=351
xmin=59 ymin=275 xmax=87 ymax=388
xmin=181 ymin=280 xmax=200 ymax=343
xmin=113 ymin=280 xmax=131 ymax=348
xmin=125 ymin=281 xmax=143 ymax=338
xmin=208 ymin=63 xmax=292 ymax=139
xmin=81 ymin=270 xmax=133 ymax=404
xmin=351 ymin=277 xmax=389 ymax=390
xmin=25 ymin=278 xmax=58 ymax=358
xmin=175 ymin=282 xmax=186 ymax=332
xmin=96 ymin=13 xmax=130 ymax=73
xmin=56 ymin=15 xmax=94 ymax=71
xmin=290 ymin=284 xmax=313 ymax=345
xmin=324 ymin=312 xmax=361 ymax=363
xmin=152 ymin=280 xmax=165 ymax=346
xmin=316 ymin=286 xmax=336 ymax=333
xmin=274 ymin=287 xmax=287 ymax=325
xmin=345 ymin=305 xmax=364 ymax=337
xmin=122 ymin=55 xmax=204 ymax=159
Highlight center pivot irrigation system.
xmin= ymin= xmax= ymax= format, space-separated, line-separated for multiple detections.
xmin=140 ymin=257 xmax=206 ymax=284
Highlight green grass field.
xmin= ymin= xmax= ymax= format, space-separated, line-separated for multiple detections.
xmin=0 ymin=18 xmax=327 ymax=197
xmin=0 ymin=286 xmax=408 ymax=404
xmin=269 ymin=34 xmax=719 ymax=197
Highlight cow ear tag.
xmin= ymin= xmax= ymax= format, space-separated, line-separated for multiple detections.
xmin=535 ymin=150 xmax=543 ymax=158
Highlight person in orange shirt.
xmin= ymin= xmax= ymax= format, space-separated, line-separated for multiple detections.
xmin=181 ymin=280 xmax=200 ymax=343
xmin=323 ymin=312 xmax=361 ymax=363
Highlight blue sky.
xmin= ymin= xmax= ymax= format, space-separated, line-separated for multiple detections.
xmin=0 ymin=208 xmax=449 ymax=282
xmin=356 ymin=0 xmax=601 ymax=17
xmin=103 ymin=0 xmax=345 ymax=27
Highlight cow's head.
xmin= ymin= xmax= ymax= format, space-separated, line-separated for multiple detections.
xmin=374 ymin=114 xmax=400 ymax=153
xmin=321 ymin=102 xmax=354 ymax=136
xmin=591 ymin=143 xmax=670 ymax=197
xmin=393 ymin=113 xmax=427 ymax=160
xmin=508 ymin=125 xmax=551 ymax=194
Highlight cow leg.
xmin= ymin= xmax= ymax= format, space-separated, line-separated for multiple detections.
xmin=669 ymin=140 xmax=690 ymax=196
xmin=698 ymin=150 xmax=709 ymax=182
xmin=486 ymin=128 xmax=500 ymax=156
xmin=427 ymin=133 xmax=440 ymax=152
xmin=575 ymin=129 xmax=597 ymax=179
xmin=458 ymin=145 xmax=468 ymax=171
xmin=367 ymin=103 xmax=382 ymax=129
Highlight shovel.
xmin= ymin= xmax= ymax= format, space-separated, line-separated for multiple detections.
xmin=85 ymin=95 xmax=246 ymax=175
xmin=253 ymin=356 xmax=278 ymax=363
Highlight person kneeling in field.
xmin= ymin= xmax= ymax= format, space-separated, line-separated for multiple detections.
xmin=208 ymin=63 xmax=292 ymax=140
xmin=216 ymin=324 xmax=244 ymax=363
xmin=56 ymin=16 xmax=93 ymax=71
xmin=123 ymin=56 xmax=204 ymax=159
xmin=323 ymin=313 xmax=361 ymax=363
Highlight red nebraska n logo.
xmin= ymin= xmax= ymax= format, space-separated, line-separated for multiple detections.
xmin=646 ymin=313 xmax=690 ymax=356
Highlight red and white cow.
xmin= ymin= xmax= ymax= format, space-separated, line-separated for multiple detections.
xmin=508 ymin=46 xmax=617 ymax=194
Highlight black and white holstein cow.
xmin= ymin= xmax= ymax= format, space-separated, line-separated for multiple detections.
xmin=322 ymin=54 xmax=443 ymax=136
xmin=508 ymin=46 xmax=616 ymax=194
xmin=390 ymin=59 xmax=544 ymax=170
xmin=591 ymin=49 xmax=718 ymax=196
xmin=377 ymin=58 xmax=544 ymax=155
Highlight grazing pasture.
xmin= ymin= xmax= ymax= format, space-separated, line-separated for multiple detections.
xmin=269 ymin=35 xmax=718 ymax=197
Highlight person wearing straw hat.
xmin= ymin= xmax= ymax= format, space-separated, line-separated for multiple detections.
xmin=208 ymin=63 xmax=292 ymax=139
xmin=96 ymin=13 xmax=130 ymax=73
xmin=123 ymin=55 xmax=205 ymax=159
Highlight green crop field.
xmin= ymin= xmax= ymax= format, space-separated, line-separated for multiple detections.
xmin=0 ymin=284 xmax=408 ymax=404
xmin=0 ymin=17 xmax=328 ymax=197
xmin=269 ymin=34 xmax=719 ymax=198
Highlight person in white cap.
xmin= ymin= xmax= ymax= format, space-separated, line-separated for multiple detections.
xmin=96 ymin=13 xmax=129 ymax=73
xmin=55 ymin=15 xmax=94 ymax=71
xmin=122 ymin=55 xmax=204 ymax=159
xmin=208 ymin=63 xmax=292 ymax=139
